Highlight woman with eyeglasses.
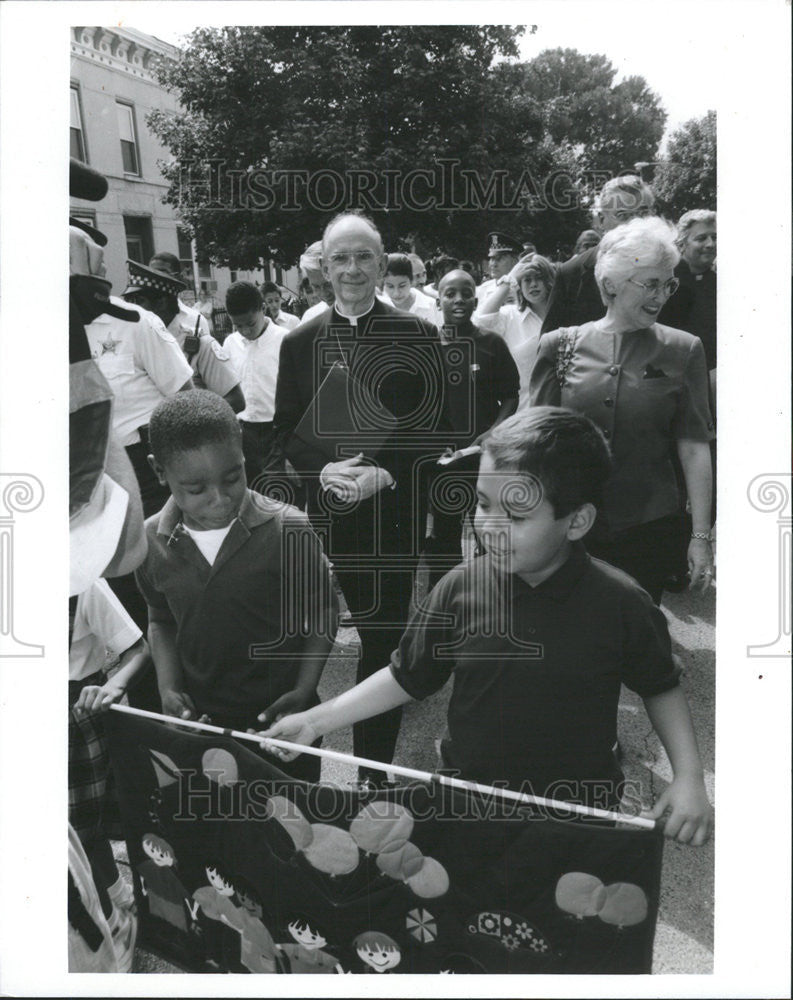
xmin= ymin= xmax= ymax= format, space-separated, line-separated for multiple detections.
xmin=529 ymin=216 xmax=714 ymax=603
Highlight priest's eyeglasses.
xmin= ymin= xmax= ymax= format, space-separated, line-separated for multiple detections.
xmin=327 ymin=251 xmax=378 ymax=266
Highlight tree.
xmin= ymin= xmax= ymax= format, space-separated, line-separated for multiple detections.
xmin=506 ymin=48 xmax=667 ymax=177
xmin=653 ymin=111 xmax=716 ymax=219
xmin=147 ymin=27 xmax=589 ymax=267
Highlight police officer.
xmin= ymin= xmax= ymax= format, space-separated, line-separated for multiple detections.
xmin=123 ymin=258 xmax=245 ymax=413
xmin=476 ymin=231 xmax=524 ymax=302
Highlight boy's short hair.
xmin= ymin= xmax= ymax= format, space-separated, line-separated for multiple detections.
xmin=261 ymin=280 xmax=281 ymax=297
xmin=482 ymin=407 xmax=611 ymax=517
xmin=149 ymin=389 xmax=242 ymax=466
xmin=226 ymin=281 xmax=263 ymax=314
xmin=384 ymin=253 xmax=414 ymax=280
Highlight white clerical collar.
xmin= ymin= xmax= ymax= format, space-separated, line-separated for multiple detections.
xmin=334 ymin=299 xmax=376 ymax=325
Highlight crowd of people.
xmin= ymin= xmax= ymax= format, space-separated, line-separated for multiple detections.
xmin=68 ymin=166 xmax=716 ymax=972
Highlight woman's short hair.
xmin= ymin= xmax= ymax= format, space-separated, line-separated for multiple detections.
xmin=675 ymin=209 xmax=716 ymax=250
xmin=594 ymin=216 xmax=680 ymax=302
xmin=512 ymin=254 xmax=556 ymax=310
xmin=299 ymin=241 xmax=324 ymax=276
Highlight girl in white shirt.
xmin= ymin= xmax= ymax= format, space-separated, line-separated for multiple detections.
xmin=473 ymin=254 xmax=557 ymax=398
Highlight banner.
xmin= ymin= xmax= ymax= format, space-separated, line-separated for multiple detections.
xmin=107 ymin=711 xmax=664 ymax=974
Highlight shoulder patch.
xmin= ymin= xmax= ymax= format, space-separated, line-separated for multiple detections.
xmin=209 ymin=338 xmax=230 ymax=361
xmin=152 ymin=318 xmax=178 ymax=344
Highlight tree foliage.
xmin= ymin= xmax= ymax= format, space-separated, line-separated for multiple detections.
xmin=653 ymin=111 xmax=716 ymax=219
xmin=148 ymin=27 xmax=592 ymax=267
xmin=508 ymin=48 xmax=667 ymax=177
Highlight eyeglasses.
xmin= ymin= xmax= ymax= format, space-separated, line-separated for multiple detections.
xmin=327 ymin=250 xmax=378 ymax=267
xmin=627 ymin=276 xmax=680 ymax=297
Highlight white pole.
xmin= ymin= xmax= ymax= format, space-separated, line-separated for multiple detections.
xmin=109 ymin=703 xmax=655 ymax=829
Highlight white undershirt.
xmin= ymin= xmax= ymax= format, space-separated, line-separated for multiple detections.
xmin=182 ymin=521 xmax=235 ymax=565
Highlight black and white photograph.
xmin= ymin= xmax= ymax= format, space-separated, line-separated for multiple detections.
xmin=0 ymin=1 xmax=790 ymax=995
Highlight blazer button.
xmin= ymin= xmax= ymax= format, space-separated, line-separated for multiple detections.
xmin=604 ymin=398 xmax=614 ymax=407
xmin=603 ymin=428 xmax=611 ymax=438
xmin=609 ymin=365 xmax=619 ymax=375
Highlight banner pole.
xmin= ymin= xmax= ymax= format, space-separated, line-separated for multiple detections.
xmin=108 ymin=702 xmax=656 ymax=830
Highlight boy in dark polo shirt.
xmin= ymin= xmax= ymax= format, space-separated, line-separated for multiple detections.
xmin=134 ymin=390 xmax=338 ymax=782
xmin=264 ymin=407 xmax=713 ymax=844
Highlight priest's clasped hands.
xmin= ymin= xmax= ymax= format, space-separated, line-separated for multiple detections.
xmin=319 ymin=453 xmax=395 ymax=503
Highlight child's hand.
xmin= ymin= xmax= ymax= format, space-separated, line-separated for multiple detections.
xmin=647 ymin=775 xmax=713 ymax=845
xmin=257 ymin=712 xmax=318 ymax=763
xmin=256 ymin=689 xmax=315 ymax=729
xmin=161 ymin=689 xmax=199 ymax=721
xmin=73 ymin=679 xmax=126 ymax=717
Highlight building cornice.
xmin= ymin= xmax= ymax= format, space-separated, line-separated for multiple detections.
xmin=70 ymin=26 xmax=179 ymax=82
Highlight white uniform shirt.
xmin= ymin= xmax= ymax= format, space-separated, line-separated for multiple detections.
xmin=476 ymin=277 xmax=498 ymax=300
xmin=225 ymin=320 xmax=288 ymax=421
xmin=167 ymin=304 xmax=239 ymax=398
xmin=473 ymin=302 xmax=543 ymax=361
xmin=300 ymin=300 xmax=330 ymax=324
xmin=70 ymin=579 xmax=142 ymax=682
xmin=275 ymin=309 xmax=300 ymax=331
xmin=85 ymin=298 xmax=193 ymax=446
xmin=386 ymin=287 xmax=441 ymax=327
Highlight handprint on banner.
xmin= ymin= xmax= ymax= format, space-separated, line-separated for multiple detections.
xmin=0 ymin=474 xmax=45 ymax=657
xmin=746 ymin=474 xmax=791 ymax=658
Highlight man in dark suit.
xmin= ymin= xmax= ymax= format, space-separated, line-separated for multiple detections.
xmin=541 ymin=175 xmax=655 ymax=333
xmin=268 ymin=213 xmax=451 ymax=783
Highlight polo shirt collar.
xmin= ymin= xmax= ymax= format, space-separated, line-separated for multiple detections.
xmin=155 ymin=489 xmax=278 ymax=540
xmin=507 ymin=541 xmax=591 ymax=602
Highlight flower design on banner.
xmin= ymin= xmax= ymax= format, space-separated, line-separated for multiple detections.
xmin=467 ymin=910 xmax=552 ymax=955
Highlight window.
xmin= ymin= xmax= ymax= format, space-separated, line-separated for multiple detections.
xmin=123 ymin=215 xmax=154 ymax=263
xmin=70 ymin=86 xmax=86 ymax=162
xmin=70 ymin=211 xmax=96 ymax=229
xmin=116 ymin=101 xmax=140 ymax=175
